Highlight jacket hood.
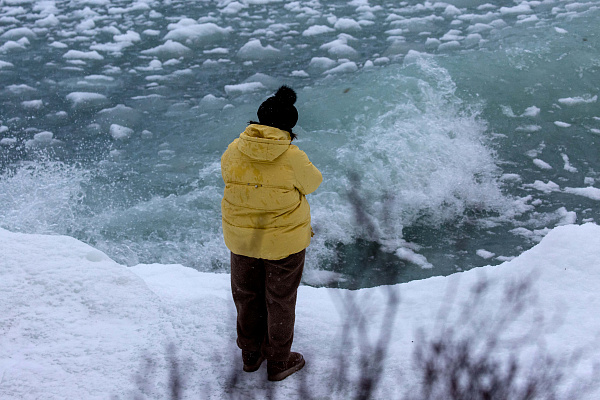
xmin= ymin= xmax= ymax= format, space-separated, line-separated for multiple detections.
xmin=237 ymin=124 xmax=291 ymax=161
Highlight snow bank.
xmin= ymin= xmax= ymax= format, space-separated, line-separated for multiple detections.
xmin=1 ymin=224 xmax=600 ymax=398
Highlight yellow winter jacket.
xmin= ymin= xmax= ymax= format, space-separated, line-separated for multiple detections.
xmin=221 ymin=124 xmax=322 ymax=260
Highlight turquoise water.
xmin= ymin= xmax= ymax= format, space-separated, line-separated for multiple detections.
xmin=0 ymin=0 xmax=599 ymax=288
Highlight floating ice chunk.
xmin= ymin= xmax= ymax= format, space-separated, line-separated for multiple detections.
xmin=224 ymin=82 xmax=266 ymax=96
xmin=0 ymin=60 xmax=14 ymax=68
xmin=302 ymin=25 xmax=335 ymax=37
xmin=110 ymin=124 xmax=133 ymax=140
xmin=108 ymin=2 xmax=151 ymax=14
xmin=291 ymin=70 xmax=309 ymax=77
xmin=521 ymin=106 xmax=540 ymax=117
xmin=199 ymin=94 xmax=228 ymax=110
xmin=495 ymin=255 xmax=515 ymax=262
xmin=114 ymin=31 xmax=141 ymax=43
xmin=158 ymin=149 xmax=176 ymax=160
xmin=438 ymin=40 xmax=461 ymax=51
xmin=590 ymin=128 xmax=600 ymax=136
xmin=533 ymin=159 xmax=552 ymax=170
xmin=90 ymin=42 xmax=133 ymax=54
xmin=561 ymin=153 xmax=577 ymax=173
xmin=403 ymin=49 xmax=434 ymax=65
xmin=308 ymin=56 xmax=337 ymax=73
xmin=66 ymin=92 xmax=109 ymax=110
xmin=204 ymin=47 xmax=229 ymax=55
xmin=490 ymin=19 xmax=508 ymax=29
xmin=85 ymin=75 xmax=115 ymax=82
xmin=33 ymin=131 xmax=53 ymax=143
xmin=147 ymin=59 xmax=162 ymax=70
xmin=1 ymin=27 xmax=37 ymax=40
xmin=7 ymin=84 xmax=36 ymax=94
xmin=509 ymin=227 xmax=550 ymax=242
xmin=97 ymin=104 xmax=142 ymax=129
xmin=0 ymin=138 xmax=17 ymax=146
xmin=0 ymin=41 xmax=27 ymax=52
xmin=373 ymin=57 xmax=389 ymax=65
xmin=443 ymin=5 xmax=462 ymax=17
xmin=202 ymin=59 xmax=218 ymax=67
xmin=440 ymin=29 xmax=463 ymax=41
xmin=164 ymin=22 xmax=230 ymax=46
xmin=500 ymin=4 xmax=533 ymax=15
xmin=466 ymin=23 xmax=493 ymax=33
xmin=35 ymin=13 xmax=59 ymax=27
xmin=524 ymin=180 xmax=560 ymax=193
xmin=477 ymin=4 xmax=497 ymax=11
xmin=557 ymin=95 xmax=597 ymax=106
xmin=243 ymin=73 xmax=280 ymax=89
xmin=320 ymin=36 xmax=358 ymax=59
xmin=425 ymin=38 xmax=441 ymax=49
xmin=555 ymin=27 xmax=568 ymax=34
xmin=565 ymin=2 xmax=593 ymax=12
xmin=141 ymin=40 xmax=191 ymax=58
xmin=464 ymin=33 xmax=482 ymax=47
xmin=564 ymin=187 xmax=600 ymax=201
xmin=476 ymin=249 xmax=495 ymax=259
xmin=63 ymin=50 xmax=104 ymax=60
xmin=391 ymin=15 xmax=444 ymax=32
xmin=237 ymin=39 xmax=280 ymax=61
xmin=515 ymin=125 xmax=541 ymax=132
xmin=385 ymin=28 xmax=404 ymax=36
xmin=323 ymin=61 xmax=358 ymax=75
xmin=220 ymin=1 xmax=246 ymax=15
xmin=554 ymin=121 xmax=571 ymax=128
xmin=556 ymin=207 xmax=577 ymax=225
xmin=25 ymin=131 xmax=60 ymax=148
xmin=334 ymin=18 xmax=362 ymax=31
xmin=500 ymin=173 xmax=521 ymax=182
xmin=516 ymin=15 xmax=538 ymax=24
xmin=21 ymin=100 xmax=43 ymax=110
xmin=141 ymin=130 xmax=153 ymax=139
xmin=76 ymin=19 xmax=96 ymax=32
xmin=143 ymin=29 xmax=160 ymax=37
xmin=395 ymin=247 xmax=433 ymax=269
xmin=584 ymin=177 xmax=595 ymax=185
xmin=49 ymin=41 xmax=68 ymax=49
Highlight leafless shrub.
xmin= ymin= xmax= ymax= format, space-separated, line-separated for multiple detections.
xmin=121 ymin=343 xmax=188 ymax=400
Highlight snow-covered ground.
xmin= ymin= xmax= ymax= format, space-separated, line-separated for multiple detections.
xmin=1 ymin=223 xmax=600 ymax=399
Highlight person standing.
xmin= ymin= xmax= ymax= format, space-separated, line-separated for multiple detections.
xmin=221 ymin=86 xmax=322 ymax=381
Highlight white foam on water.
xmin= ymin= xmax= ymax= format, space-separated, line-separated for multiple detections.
xmin=0 ymin=161 xmax=90 ymax=235
xmin=303 ymin=54 xmax=519 ymax=268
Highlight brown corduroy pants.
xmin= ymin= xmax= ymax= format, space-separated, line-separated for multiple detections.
xmin=230 ymin=250 xmax=305 ymax=362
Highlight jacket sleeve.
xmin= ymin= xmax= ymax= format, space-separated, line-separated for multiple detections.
xmin=289 ymin=146 xmax=323 ymax=195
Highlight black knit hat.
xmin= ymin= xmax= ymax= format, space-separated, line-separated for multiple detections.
xmin=257 ymin=86 xmax=298 ymax=133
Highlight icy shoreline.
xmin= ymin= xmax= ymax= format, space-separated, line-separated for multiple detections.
xmin=1 ymin=224 xmax=600 ymax=399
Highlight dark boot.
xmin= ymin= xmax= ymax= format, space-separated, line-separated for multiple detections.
xmin=267 ymin=352 xmax=305 ymax=381
xmin=242 ymin=350 xmax=265 ymax=372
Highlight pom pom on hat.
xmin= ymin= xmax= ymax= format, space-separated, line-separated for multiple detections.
xmin=257 ymin=85 xmax=298 ymax=133
xmin=273 ymin=85 xmax=297 ymax=105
